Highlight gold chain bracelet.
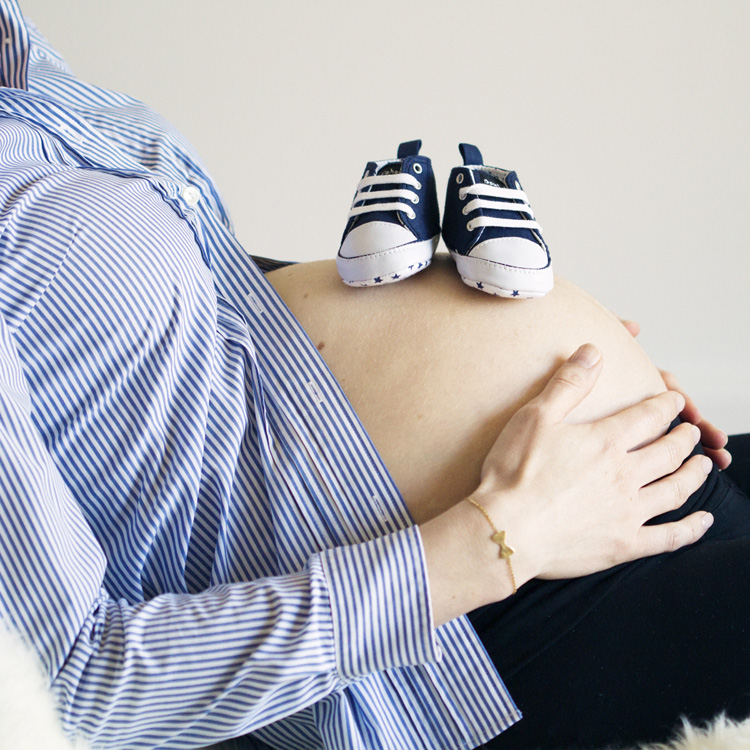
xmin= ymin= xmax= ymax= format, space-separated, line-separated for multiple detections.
xmin=466 ymin=497 xmax=517 ymax=595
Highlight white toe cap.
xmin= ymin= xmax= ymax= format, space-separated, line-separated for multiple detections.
xmin=339 ymin=221 xmax=416 ymax=258
xmin=470 ymin=236 xmax=549 ymax=269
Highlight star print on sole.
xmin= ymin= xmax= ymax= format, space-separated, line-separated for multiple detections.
xmin=442 ymin=143 xmax=553 ymax=298
xmin=336 ymin=140 xmax=440 ymax=287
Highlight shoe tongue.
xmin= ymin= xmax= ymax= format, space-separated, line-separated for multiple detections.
xmin=356 ymin=160 xmax=407 ymax=225
xmin=377 ymin=160 xmax=403 ymax=176
xmin=473 ymin=168 xmax=536 ymax=244
xmin=475 ymin=169 xmax=519 ymax=190
xmin=476 ymin=170 xmax=504 ymax=188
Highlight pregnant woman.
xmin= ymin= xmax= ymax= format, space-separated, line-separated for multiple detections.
xmin=1 ymin=4 xmax=747 ymax=750
xmin=268 ymin=256 xmax=750 ymax=749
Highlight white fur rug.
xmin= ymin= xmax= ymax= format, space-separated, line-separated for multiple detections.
xmin=0 ymin=625 xmax=748 ymax=750
xmin=0 ymin=625 xmax=88 ymax=750
xmin=637 ymin=716 xmax=750 ymax=750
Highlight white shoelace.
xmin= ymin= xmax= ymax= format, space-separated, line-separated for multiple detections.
xmin=348 ymin=173 xmax=421 ymax=222
xmin=459 ymin=183 xmax=542 ymax=233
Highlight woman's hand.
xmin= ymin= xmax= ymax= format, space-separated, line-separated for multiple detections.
xmin=420 ymin=344 xmax=714 ymax=626
xmin=620 ymin=318 xmax=731 ymax=469
xmin=470 ymin=344 xmax=713 ymax=591
xmin=658 ymin=369 xmax=731 ymax=469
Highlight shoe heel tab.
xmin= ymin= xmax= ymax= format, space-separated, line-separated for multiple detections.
xmin=397 ymin=140 xmax=422 ymax=158
xmin=459 ymin=143 xmax=483 ymax=166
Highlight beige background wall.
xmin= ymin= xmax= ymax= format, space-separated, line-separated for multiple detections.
xmin=22 ymin=0 xmax=749 ymax=433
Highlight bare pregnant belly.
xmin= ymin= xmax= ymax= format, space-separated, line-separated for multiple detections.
xmin=267 ymin=255 xmax=666 ymax=524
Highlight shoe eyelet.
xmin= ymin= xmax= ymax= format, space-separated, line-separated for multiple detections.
xmin=413 ymin=163 xmax=423 ymax=174
xmin=462 ymin=206 xmax=468 ymax=216
xmin=415 ymin=181 xmax=422 ymax=190
xmin=458 ymin=188 xmax=467 ymax=201
xmin=413 ymin=196 xmax=420 ymax=204
xmin=466 ymin=220 xmax=475 ymax=231
xmin=456 ymin=173 xmax=464 ymax=185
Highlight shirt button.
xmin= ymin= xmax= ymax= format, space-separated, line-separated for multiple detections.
xmin=181 ymin=185 xmax=201 ymax=207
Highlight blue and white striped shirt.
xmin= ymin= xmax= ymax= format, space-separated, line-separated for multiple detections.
xmin=0 ymin=4 xmax=519 ymax=748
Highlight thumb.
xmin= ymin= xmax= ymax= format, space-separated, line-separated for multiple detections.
xmin=533 ymin=344 xmax=603 ymax=423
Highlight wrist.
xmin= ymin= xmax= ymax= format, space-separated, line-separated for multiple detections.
xmin=466 ymin=485 xmax=541 ymax=590
xmin=419 ymin=494 xmax=521 ymax=627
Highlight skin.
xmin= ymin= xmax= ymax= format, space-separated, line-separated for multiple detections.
xmin=619 ymin=318 xmax=730 ymax=469
xmin=267 ymin=257 xmax=715 ymax=626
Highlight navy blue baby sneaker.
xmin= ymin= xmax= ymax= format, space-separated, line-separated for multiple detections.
xmin=336 ymin=140 xmax=440 ymax=287
xmin=442 ymin=143 xmax=553 ymax=298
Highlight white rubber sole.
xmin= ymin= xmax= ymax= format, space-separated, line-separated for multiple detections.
xmin=337 ymin=236 xmax=439 ymax=287
xmin=449 ymin=250 xmax=554 ymax=298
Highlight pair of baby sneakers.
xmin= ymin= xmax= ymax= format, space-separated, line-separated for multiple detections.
xmin=336 ymin=140 xmax=553 ymax=298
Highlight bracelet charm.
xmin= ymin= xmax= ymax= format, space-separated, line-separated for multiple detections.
xmin=467 ymin=497 xmax=518 ymax=595
xmin=490 ymin=530 xmax=515 ymax=560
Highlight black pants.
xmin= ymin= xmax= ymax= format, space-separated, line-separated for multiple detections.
xmin=471 ymin=433 xmax=750 ymax=750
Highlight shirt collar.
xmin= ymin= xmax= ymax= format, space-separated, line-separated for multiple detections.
xmin=0 ymin=86 xmax=155 ymax=180
xmin=0 ymin=0 xmax=30 ymax=90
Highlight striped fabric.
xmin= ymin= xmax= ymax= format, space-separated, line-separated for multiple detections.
xmin=0 ymin=3 xmax=520 ymax=748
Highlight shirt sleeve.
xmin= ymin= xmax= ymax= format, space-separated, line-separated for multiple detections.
xmin=0 ymin=312 xmax=440 ymax=749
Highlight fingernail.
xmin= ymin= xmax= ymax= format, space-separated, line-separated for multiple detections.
xmin=571 ymin=344 xmax=600 ymax=368
xmin=701 ymin=455 xmax=713 ymax=474
xmin=691 ymin=424 xmax=701 ymax=444
xmin=674 ymin=392 xmax=686 ymax=412
xmin=702 ymin=513 xmax=714 ymax=530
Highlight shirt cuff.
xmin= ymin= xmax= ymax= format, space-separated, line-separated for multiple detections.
xmin=316 ymin=526 xmax=441 ymax=682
